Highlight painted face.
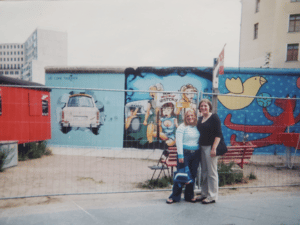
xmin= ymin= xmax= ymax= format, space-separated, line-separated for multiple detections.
xmin=185 ymin=111 xmax=196 ymax=125
xmin=162 ymin=107 xmax=173 ymax=117
xmin=149 ymin=87 xmax=157 ymax=99
xmin=184 ymin=88 xmax=195 ymax=102
xmin=200 ymin=102 xmax=210 ymax=115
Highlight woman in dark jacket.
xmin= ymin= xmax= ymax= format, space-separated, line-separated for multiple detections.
xmin=196 ymin=99 xmax=221 ymax=204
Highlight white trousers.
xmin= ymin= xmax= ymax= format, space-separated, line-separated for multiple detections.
xmin=200 ymin=145 xmax=218 ymax=201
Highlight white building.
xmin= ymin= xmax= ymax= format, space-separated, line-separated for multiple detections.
xmin=0 ymin=28 xmax=67 ymax=84
xmin=239 ymin=0 xmax=300 ymax=69
xmin=0 ymin=43 xmax=25 ymax=79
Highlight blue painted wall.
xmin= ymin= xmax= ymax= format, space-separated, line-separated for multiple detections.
xmin=217 ymin=68 xmax=300 ymax=155
xmin=46 ymin=72 xmax=125 ymax=148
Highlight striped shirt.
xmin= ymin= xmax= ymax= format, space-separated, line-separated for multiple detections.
xmin=176 ymin=124 xmax=200 ymax=159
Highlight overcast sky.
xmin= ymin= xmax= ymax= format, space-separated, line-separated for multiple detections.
xmin=0 ymin=0 xmax=241 ymax=68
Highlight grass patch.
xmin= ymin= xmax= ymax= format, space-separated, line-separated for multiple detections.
xmin=0 ymin=151 xmax=7 ymax=172
xmin=218 ymin=162 xmax=244 ymax=187
xmin=18 ymin=141 xmax=51 ymax=161
xmin=249 ymin=172 xmax=257 ymax=180
xmin=138 ymin=176 xmax=173 ymax=189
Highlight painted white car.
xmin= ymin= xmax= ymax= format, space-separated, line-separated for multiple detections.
xmin=61 ymin=94 xmax=100 ymax=134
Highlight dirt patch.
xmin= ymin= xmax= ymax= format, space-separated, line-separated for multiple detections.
xmin=0 ymin=196 xmax=62 ymax=209
xmin=0 ymin=152 xmax=299 ymax=209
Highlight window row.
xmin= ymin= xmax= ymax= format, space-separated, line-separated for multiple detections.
xmin=0 ymin=45 xmax=23 ymax=49
xmin=0 ymin=51 xmax=23 ymax=55
xmin=0 ymin=58 xmax=24 ymax=62
xmin=0 ymin=64 xmax=23 ymax=69
xmin=253 ymin=14 xmax=300 ymax=39
xmin=0 ymin=71 xmax=20 ymax=75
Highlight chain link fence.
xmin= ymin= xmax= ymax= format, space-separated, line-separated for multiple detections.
xmin=0 ymin=87 xmax=299 ymax=199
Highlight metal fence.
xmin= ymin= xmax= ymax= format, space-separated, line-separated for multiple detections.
xmin=0 ymin=87 xmax=299 ymax=199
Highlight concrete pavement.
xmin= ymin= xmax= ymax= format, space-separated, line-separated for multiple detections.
xmin=0 ymin=187 xmax=300 ymax=225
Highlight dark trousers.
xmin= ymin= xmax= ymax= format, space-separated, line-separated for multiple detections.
xmin=169 ymin=149 xmax=200 ymax=202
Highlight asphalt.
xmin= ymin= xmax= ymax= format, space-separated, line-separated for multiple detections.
xmin=0 ymin=187 xmax=300 ymax=225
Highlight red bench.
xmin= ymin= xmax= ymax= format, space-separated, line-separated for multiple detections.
xmin=218 ymin=143 xmax=256 ymax=169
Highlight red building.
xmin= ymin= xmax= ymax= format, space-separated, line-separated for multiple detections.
xmin=0 ymin=76 xmax=51 ymax=144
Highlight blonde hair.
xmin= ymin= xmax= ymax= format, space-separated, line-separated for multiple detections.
xmin=180 ymin=84 xmax=198 ymax=102
xmin=184 ymin=108 xmax=198 ymax=126
xmin=198 ymin=99 xmax=213 ymax=112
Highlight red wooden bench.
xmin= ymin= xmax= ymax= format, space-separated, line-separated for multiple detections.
xmin=218 ymin=143 xmax=256 ymax=169
xmin=163 ymin=147 xmax=177 ymax=175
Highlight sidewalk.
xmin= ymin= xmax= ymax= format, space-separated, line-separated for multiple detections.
xmin=0 ymin=187 xmax=299 ymax=225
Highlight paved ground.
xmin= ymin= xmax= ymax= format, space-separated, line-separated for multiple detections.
xmin=0 ymin=186 xmax=299 ymax=225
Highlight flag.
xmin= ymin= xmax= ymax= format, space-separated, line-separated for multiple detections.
xmin=212 ymin=44 xmax=226 ymax=89
xmin=218 ymin=47 xmax=225 ymax=75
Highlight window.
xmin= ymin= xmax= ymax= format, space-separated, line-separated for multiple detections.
xmin=255 ymin=0 xmax=260 ymax=13
xmin=287 ymin=44 xmax=299 ymax=61
xmin=7 ymin=52 xmax=9 ymax=55
xmin=15 ymin=71 xmax=19 ymax=75
xmin=10 ymin=71 xmax=13 ymax=75
xmin=42 ymin=98 xmax=49 ymax=116
xmin=289 ymin=14 xmax=300 ymax=32
xmin=5 ymin=71 xmax=8 ymax=75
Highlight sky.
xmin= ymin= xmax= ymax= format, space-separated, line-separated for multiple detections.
xmin=0 ymin=0 xmax=241 ymax=68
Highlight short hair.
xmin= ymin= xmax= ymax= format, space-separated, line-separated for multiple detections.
xmin=161 ymin=102 xmax=175 ymax=117
xmin=198 ymin=99 xmax=213 ymax=112
xmin=184 ymin=108 xmax=198 ymax=126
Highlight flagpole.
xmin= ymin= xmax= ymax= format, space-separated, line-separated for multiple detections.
xmin=212 ymin=44 xmax=226 ymax=114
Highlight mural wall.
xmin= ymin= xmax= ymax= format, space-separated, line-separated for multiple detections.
xmin=124 ymin=67 xmax=213 ymax=149
xmin=46 ymin=71 xmax=125 ymax=148
xmin=217 ymin=68 xmax=300 ymax=155
xmin=46 ymin=67 xmax=300 ymax=156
